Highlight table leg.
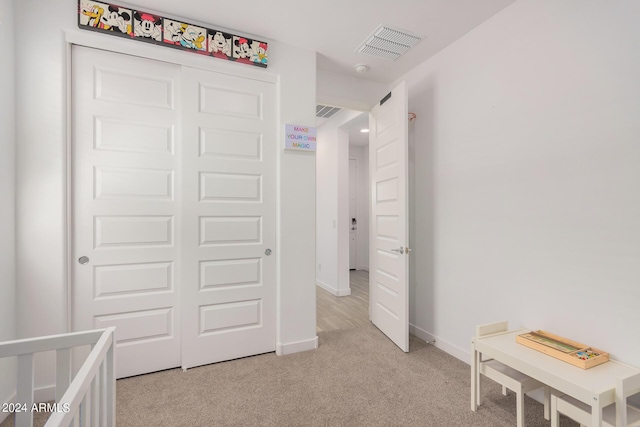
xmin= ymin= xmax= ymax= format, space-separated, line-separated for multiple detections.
xmin=471 ymin=341 xmax=478 ymax=411
xmin=616 ymin=385 xmax=627 ymax=427
xmin=550 ymin=394 xmax=559 ymax=427
xmin=516 ymin=390 xmax=524 ymax=427
xmin=543 ymin=386 xmax=550 ymax=420
xmin=591 ymin=397 xmax=603 ymax=427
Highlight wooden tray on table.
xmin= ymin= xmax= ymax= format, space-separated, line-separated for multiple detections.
xmin=516 ymin=330 xmax=609 ymax=369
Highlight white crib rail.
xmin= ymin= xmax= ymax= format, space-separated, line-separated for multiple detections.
xmin=0 ymin=327 xmax=116 ymax=427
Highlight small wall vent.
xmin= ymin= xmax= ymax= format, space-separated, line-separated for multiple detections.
xmin=316 ymin=104 xmax=342 ymax=118
xmin=355 ymin=24 xmax=422 ymax=61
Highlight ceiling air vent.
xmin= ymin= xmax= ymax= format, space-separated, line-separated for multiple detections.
xmin=355 ymin=24 xmax=422 ymax=61
xmin=316 ymin=104 xmax=342 ymax=118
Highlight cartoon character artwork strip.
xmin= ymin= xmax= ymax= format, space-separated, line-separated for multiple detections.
xmin=77 ymin=0 xmax=268 ymax=68
xmin=163 ymin=19 xmax=207 ymax=53
xmin=133 ymin=11 xmax=162 ymax=42
xmin=79 ymin=0 xmax=132 ymax=37
xmin=230 ymin=36 xmax=268 ymax=68
xmin=207 ymin=32 xmax=268 ymax=67
xmin=251 ymin=41 xmax=269 ymax=67
xmin=208 ymin=31 xmax=233 ymax=59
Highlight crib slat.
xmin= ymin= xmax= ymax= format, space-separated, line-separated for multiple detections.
xmin=81 ymin=393 xmax=90 ymax=427
xmin=17 ymin=353 xmax=35 ymax=427
xmin=100 ymin=361 xmax=107 ymax=427
xmin=106 ymin=344 xmax=115 ymax=427
xmin=56 ymin=348 xmax=72 ymax=401
xmin=92 ymin=372 xmax=100 ymax=426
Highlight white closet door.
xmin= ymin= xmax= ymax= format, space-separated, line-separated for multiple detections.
xmin=72 ymin=46 xmax=182 ymax=378
xmin=180 ymin=67 xmax=277 ymax=369
xmin=369 ymin=82 xmax=409 ymax=352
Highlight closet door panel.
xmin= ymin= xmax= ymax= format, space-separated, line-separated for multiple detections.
xmin=180 ymin=67 xmax=277 ymax=369
xmin=72 ymin=46 xmax=182 ymax=378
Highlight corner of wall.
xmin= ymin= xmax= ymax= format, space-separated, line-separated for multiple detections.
xmin=0 ymin=0 xmax=17 ymax=411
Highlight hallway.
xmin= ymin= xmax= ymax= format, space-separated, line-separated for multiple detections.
xmin=316 ymin=270 xmax=369 ymax=332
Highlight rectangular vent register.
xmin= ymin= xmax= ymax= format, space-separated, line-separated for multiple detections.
xmin=356 ymin=24 xmax=422 ymax=61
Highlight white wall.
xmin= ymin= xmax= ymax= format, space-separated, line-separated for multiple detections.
xmin=15 ymin=1 xmax=67 ymax=392
xmin=274 ymin=40 xmax=318 ymax=355
xmin=15 ymin=0 xmax=317 ymax=391
xmin=348 ymin=145 xmax=370 ymax=271
xmin=0 ymin=0 xmax=17 ymax=414
xmin=316 ymin=110 xmax=362 ymax=296
xmin=396 ymin=0 xmax=640 ymax=364
xmin=317 ymin=69 xmax=387 ymax=111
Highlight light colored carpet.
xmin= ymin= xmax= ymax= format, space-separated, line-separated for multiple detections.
xmin=1 ymin=324 xmax=579 ymax=426
xmin=114 ymin=324 xmax=577 ymax=427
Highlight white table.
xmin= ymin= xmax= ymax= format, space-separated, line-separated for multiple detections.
xmin=471 ymin=329 xmax=639 ymax=426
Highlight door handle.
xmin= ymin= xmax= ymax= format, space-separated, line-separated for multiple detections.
xmin=390 ymin=247 xmax=404 ymax=254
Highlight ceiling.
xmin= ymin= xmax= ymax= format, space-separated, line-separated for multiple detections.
xmin=129 ymin=0 xmax=516 ymax=83
xmin=317 ymin=110 xmax=369 ymax=147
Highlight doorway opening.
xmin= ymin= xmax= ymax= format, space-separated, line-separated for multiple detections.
xmin=315 ymin=108 xmax=370 ymax=333
xmin=315 ymin=82 xmax=410 ymax=352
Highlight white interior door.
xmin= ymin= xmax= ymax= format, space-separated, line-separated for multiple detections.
xmin=349 ymin=158 xmax=357 ymax=270
xmin=72 ymin=46 xmax=182 ymax=378
xmin=369 ymin=82 xmax=409 ymax=352
xmin=180 ymin=66 xmax=277 ymax=370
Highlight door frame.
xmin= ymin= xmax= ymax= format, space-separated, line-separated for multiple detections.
xmin=63 ymin=30 xmax=278 ymax=336
xmin=314 ymin=105 xmax=379 ymax=302
xmin=315 ymin=108 xmax=368 ymax=298
xmin=348 ymin=156 xmax=358 ymax=271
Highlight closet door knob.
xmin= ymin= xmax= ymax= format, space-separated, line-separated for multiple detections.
xmin=265 ymin=249 xmax=272 ymax=256
xmin=78 ymin=256 xmax=90 ymax=265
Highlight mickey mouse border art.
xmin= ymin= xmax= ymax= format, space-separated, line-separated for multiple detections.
xmin=78 ymin=0 xmax=268 ymax=68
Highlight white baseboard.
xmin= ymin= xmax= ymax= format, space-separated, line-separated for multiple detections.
xmin=336 ymin=288 xmax=351 ymax=296
xmin=409 ymin=323 xmax=470 ymax=364
xmin=276 ymin=336 xmax=318 ymax=356
xmin=0 ymin=391 xmax=16 ymax=424
xmin=316 ymin=280 xmax=351 ymax=297
xmin=409 ymin=323 xmax=435 ymax=343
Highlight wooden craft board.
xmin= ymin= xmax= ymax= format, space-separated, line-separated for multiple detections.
xmin=516 ymin=330 xmax=609 ymax=369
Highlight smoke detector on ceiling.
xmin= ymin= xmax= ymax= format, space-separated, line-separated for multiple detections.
xmin=355 ymin=24 xmax=422 ymax=61
xmin=355 ymin=64 xmax=369 ymax=73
